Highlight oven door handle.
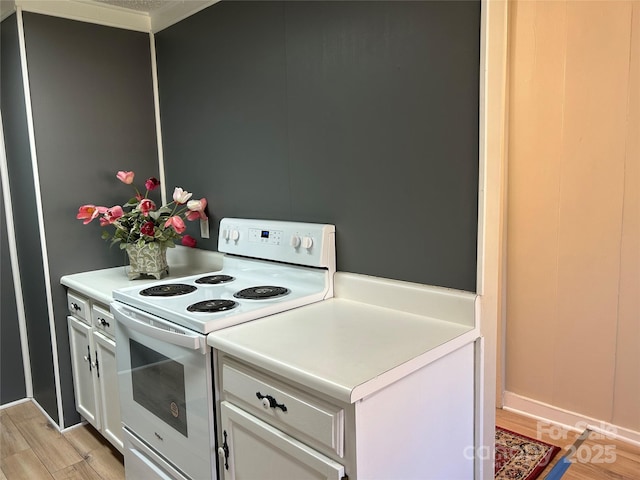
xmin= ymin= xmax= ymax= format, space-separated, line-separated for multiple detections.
xmin=111 ymin=303 xmax=206 ymax=353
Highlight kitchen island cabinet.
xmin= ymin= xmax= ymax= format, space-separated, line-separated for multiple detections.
xmin=209 ymin=272 xmax=479 ymax=480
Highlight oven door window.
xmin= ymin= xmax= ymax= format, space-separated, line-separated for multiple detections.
xmin=129 ymin=339 xmax=188 ymax=437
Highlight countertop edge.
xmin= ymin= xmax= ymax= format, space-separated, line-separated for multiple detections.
xmin=60 ymin=248 xmax=225 ymax=305
xmin=210 ymin=334 xmax=355 ymax=403
xmin=209 ymin=325 xmax=479 ymax=405
xmin=61 ymin=274 xmax=117 ymax=306
xmin=349 ymin=328 xmax=479 ymax=402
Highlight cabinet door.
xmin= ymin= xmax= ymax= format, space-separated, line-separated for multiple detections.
xmin=94 ymin=331 xmax=123 ymax=453
xmin=67 ymin=316 xmax=100 ymax=429
xmin=219 ymin=401 xmax=345 ymax=480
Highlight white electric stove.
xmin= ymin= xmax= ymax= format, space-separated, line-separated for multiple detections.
xmin=111 ymin=218 xmax=335 ymax=480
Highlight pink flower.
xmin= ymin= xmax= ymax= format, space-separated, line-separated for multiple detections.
xmin=181 ymin=235 xmax=197 ymax=248
xmin=186 ymin=198 xmax=207 ymax=221
xmin=173 ymin=187 xmax=192 ymax=205
xmin=77 ymin=205 xmax=107 ymax=224
xmin=78 ymin=170 xmax=207 ymax=249
xmin=140 ymin=221 xmax=155 ymax=237
xmin=139 ymin=198 xmax=156 ymax=216
xmin=145 ymin=177 xmax=160 ymax=191
xmin=99 ymin=206 xmax=124 ymax=226
xmin=116 ymin=171 xmax=135 ymax=184
xmin=164 ymin=216 xmax=186 ymax=234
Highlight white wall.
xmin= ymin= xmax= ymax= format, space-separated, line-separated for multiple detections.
xmin=504 ymin=0 xmax=639 ymax=443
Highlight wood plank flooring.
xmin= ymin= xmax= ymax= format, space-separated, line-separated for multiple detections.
xmin=0 ymin=401 xmax=124 ymax=480
xmin=496 ymin=408 xmax=640 ymax=480
xmin=2 ymin=401 xmax=639 ymax=479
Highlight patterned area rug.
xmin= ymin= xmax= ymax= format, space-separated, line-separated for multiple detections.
xmin=495 ymin=427 xmax=561 ymax=480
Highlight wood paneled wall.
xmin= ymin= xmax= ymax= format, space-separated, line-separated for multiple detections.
xmin=505 ymin=0 xmax=639 ymax=432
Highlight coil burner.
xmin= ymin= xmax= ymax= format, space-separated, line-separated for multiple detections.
xmin=187 ymin=299 xmax=239 ymax=313
xmin=234 ymin=286 xmax=290 ymax=300
xmin=140 ymin=284 xmax=197 ymax=297
xmin=195 ymin=275 xmax=235 ymax=285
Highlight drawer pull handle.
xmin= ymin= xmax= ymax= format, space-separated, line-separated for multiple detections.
xmin=256 ymin=392 xmax=287 ymax=412
xmin=98 ymin=317 xmax=110 ymax=328
xmin=71 ymin=303 xmax=81 ymax=312
xmin=84 ymin=346 xmax=92 ymax=372
xmin=218 ymin=430 xmax=229 ymax=470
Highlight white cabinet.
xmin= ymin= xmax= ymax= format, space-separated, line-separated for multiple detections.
xmin=67 ymin=290 xmax=123 ymax=453
xmin=93 ymin=331 xmax=121 ymax=449
xmin=217 ymin=360 xmax=346 ymax=480
xmin=215 ymin=342 xmax=475 ymax=480
xmin=219 ymin=401 xmax=345 ymax=480
xmin=68 ymin=316 xmax=100 ymax=427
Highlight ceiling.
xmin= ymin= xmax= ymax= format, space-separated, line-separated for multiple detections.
xmin=6 ymin=0 xmax=220 ymax=31
xmin=91 ymin=0 xmax=186 ymax=14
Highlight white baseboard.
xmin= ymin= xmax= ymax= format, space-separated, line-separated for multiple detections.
xmin=503 ymin=391 xmax=640 ymax=447
xmin=0 ymin=397 xmax=65 ymax=433
xmin=0 ymin=397 xmax=30 ymax=410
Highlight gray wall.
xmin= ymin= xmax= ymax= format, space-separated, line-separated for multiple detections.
xmin=2 ymin=13 xmax=158 ymax=426
xmin=1 ymin=13 xmax=49 ymax=413
xmin=156 ymin=0 xmax=480 ymax=291
xmin=2 ymin=0 xmax=480 ymax=426
xmin=1 ymin=143 xmax=27 ymax=405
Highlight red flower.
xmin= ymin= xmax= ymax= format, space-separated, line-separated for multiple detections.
xmin=181 ymin=235 xmax=197 ymax=248
xmin=139 ymin=198 xmax=156 ymax=216
xmin=145 ymin=177 xmax=160 ymax=191
xmin=77 ymin=170 xmax=207 ymax=250
xmin=140 ymin=221 xmax=155 ymax=237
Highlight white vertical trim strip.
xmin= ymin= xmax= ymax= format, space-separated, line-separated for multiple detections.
xmin=149 ymin=32 xmax=167 ymax=206
xmin=477 ymin=0 xmax=510 ymax=478
xmin=0 ymin=110 xmax=33 ymax=398
xmin=16 ymin=7 xmax=65 ymax=428
xmin=473 ymin=335 xmax=486 ymax=479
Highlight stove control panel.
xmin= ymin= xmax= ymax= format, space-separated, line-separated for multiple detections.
xmin=248 ymin=228 xmax=283 ymax=245
xmin=219 ymin=218 xmax=335 ymax=270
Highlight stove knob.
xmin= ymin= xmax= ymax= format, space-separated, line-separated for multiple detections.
xmin=221 ymin=229 xmax=229 ymax=240
xmin=231 ymin=229 xmax=240 ymax=241
xmin=301 ymin=236 xmax=313 ymax=249
xmin=290 ymin=235 xmax=301 ymax=248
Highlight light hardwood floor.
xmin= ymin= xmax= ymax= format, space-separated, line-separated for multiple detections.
xmin=2 ymin=401 xmax=639 ymax=479
xmin=496 ymin=408 xmax=640 ymax=480
xmin=0 ymin=401 xmax=124 ymax=480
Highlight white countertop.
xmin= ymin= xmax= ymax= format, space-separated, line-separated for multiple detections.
xmin=61 ymin=254 xmax=479 ymax=404
xmin=208 ymin=272 xmax=478 ymax=404
xmin=61 ymin=247 xmax=224 ymax=305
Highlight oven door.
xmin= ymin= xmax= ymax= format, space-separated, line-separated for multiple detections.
xmin=112 ymin=302 xmax=215 ymax=480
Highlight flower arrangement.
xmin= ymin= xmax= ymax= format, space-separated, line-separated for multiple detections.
xmin=77 ymin=170 xmax=207 ymax=249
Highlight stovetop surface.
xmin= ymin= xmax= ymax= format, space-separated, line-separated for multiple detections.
xmin=112 ymin=256 xmax=330 ymax=334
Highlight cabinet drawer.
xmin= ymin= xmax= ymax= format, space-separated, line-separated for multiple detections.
xmin=67 ymin=292 xmax=90 ymax=322
xmin=221 ymin=363 xmax=344 ymax=457
xmin=92 ymin=304 xmax=115 ymax=338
